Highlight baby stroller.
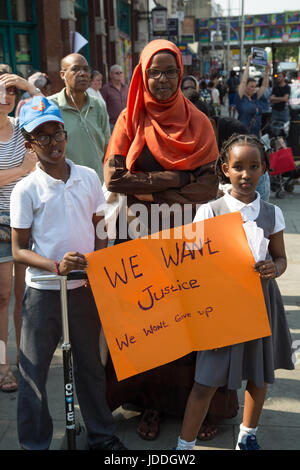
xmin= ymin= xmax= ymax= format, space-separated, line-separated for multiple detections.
xmin=264 ymin=120 xmax=299 ymax=199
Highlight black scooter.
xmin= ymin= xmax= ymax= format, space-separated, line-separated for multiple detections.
xmin=31 ymin=271 xmax=88 ymax=450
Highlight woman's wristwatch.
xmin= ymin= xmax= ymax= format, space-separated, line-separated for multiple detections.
xmin=31 ymin=88 xmax=41 ymax=96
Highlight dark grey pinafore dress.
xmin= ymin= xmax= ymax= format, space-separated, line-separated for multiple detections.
xmin=194 ymin=197 xmax=294 ymax=390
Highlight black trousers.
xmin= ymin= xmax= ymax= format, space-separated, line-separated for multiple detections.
xmin=17 ymin=286 xmax=116 ymax=450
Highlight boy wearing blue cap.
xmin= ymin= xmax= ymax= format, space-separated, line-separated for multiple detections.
xmin=10 ymin=96 xmax=126 ymax=450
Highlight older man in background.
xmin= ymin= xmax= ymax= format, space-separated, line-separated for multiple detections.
xmin=101 ymin=64 xmax=128 ymax=132
xmin=49 ymin=53 xmax=110 ymax=183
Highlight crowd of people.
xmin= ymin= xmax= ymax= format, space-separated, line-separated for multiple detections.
xmin=181 ymin=58 xmax=291 ymax=139
xmin=0 ymin=39 xmax=294 ymax=451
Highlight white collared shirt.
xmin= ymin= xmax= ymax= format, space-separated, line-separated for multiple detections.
xmin=194 ymin=191 xmax=285 ymax=234
xmin=10 ymin=159 xmax=106 ymax=290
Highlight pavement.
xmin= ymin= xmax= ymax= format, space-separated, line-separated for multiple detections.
xmin=1 ymin=179 xmax=300 ymax=452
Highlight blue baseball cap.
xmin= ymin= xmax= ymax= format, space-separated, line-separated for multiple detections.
xmin=19 ymin=96 xmax=64 ymax=132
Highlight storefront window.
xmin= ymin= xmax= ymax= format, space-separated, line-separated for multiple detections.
xmin=117 ymin=0 xmax=131 ymax=37
xmin=0 ymin=0 xmax=38 ymax=74
xmin=10 ymin=0 xmax=32 ymax=22
xmin=16 ymin=64 xmax=32 ymax=78
xmin=74 ymin=0 xmax=89 ymax=60
xmin=75 ymin=0 xmax=88 ymax=8
xmin=15 ymin=34 xmax=32 ymax=62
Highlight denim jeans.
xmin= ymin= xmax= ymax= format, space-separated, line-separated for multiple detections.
xmin=256 ymin=173 xmax=270 ymax=202
xmin=272 ymin=108 xmax=290 ymax=123
xmin=0 ymin=241 xmax=12 ymax=260
xmin=18 ymin=286 xmax=116 ymax=450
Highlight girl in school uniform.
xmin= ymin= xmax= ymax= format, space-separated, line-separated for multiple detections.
xmin=176 ymin=134 xmax=294 ymax=450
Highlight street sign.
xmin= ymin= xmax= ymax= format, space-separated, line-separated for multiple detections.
xmin=176 ymin=43 xmax=189 ymax=55
xmin=152 ymin=7 xmax=168 ymax=36
xmin=282 ymin=33 xmax=290 ymax=42
xmin=168 ymin=18 xmax=178 ymax=36
xmin=181 ymin=34 xmax=195 ymax=44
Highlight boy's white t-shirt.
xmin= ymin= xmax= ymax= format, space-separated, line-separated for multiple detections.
xmin=10 ymin=159 xmax=106 ymax=290
xmin=194 ymin=191 xmax=285 ymax=235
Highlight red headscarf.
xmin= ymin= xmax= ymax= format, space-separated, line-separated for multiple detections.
xmin=104 ymin=39 xmax=218 ymax=171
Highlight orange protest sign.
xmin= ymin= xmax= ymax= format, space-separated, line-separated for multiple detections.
xmin=86 ymin=212 xmax=271 ymax=381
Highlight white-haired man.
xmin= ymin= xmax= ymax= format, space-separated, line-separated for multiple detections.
xmin=101 ymin=65 xmax=128 ymax=132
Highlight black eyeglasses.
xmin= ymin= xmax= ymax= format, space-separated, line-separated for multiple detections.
xmin=146 ymin=68 xmax=180 ymax=80
xmin=30 ymin=130 xmax=67 ymax=146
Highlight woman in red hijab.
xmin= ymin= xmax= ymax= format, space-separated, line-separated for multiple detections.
xmin=104 ymin=39 xmax=218 ymax=218
xmin=104 ymin=40 xmax=219 ymax=440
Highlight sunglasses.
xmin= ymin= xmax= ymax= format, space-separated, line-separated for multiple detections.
xmin=6 ymin=86 xmax=17 ymax=95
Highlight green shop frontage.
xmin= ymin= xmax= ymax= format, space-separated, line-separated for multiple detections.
xmin=0 ymin=0 xmax=148 ymax=92
xmin=0 ymin=0 xmax=98 ymax=93
xmin=0 ymin=0 xmax=93 ymax=83
xmin=0 ymin=0 xmax=39 ymax=76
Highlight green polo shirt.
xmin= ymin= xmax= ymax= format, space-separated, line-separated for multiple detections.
xmin=49 ymin=88 xmax=110 ymax=182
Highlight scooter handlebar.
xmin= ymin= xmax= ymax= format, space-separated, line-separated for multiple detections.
xmin=31 ymin=271 xmax=87 ymax=282
xmin=66 ymin=271 xmax=87 ymax=281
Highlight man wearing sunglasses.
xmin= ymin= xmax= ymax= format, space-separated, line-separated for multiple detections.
xmin=101 ymin=64 xmax=129 ymax=132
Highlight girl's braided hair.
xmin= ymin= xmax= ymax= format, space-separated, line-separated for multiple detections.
xmin=215 ymin=133 xmax=270 ymax=184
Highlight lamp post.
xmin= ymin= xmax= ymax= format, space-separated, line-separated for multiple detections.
xmin=226 ymin=0 xmax=230 ymax=77
xmin=239 ymin=0 xmax=245 ymax=72
xmin=211 ymin=19 xmax=224 ymax=75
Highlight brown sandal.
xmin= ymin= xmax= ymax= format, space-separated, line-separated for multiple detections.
xmin=0 ymin=368 xmax=18 ymax=393
xmin=137 ymin=409 xmax=160 ymax=440
xmin=197 ymin=418 xmax=218 ymax=441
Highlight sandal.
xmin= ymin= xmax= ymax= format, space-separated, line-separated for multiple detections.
xmin=137 ymin=409 xmax=160 ymax=440
xmin=0 ymin=367 xmax=18 ymax=393
xmin=197 ymin=418 xmax=218 ymax=441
